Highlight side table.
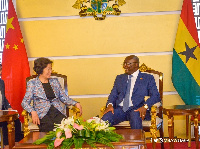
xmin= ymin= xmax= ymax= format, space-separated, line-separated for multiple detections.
xmin=163 ymin=105 xmax=200 ymax=149
xmin=13 ymin=129 xmax=146 ymax=149
xmin=0 ymin=110 xmax=19 ymax=149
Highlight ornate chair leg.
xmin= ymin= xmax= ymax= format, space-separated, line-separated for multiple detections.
xmin=0 ymin=127 xmax=3 ymax=149
xmin=150 ymin=106 xmax=157 ymax=149
xmin=21 ymin=110 xmax=30 ymax=137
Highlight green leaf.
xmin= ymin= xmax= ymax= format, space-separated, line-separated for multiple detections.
xmin=108 ymin=127 xmax=116 ymax=131
xmin=78 ymin=130 xmax=84 ymax=137
xmin=34 ymin=131 xmax=56 ymax=145
xmin=47 ymin=141 xmax=54 ymax=149
xmin=74 ymin=137 xmax=85 ymax=149
xmin=86 ymin=139 xmax=96 ymax=148
xmin=62 ymin=138 xmax=74 ymax=149
xmin=85 ymin=130 xmax=90 ymax=137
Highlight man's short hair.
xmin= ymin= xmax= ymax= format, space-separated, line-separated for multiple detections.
xmin=126 ymin=55 xmax=139 ymax=63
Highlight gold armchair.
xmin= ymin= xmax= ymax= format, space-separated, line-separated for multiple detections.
xmin=100 ymin=63 xmax=164 ymax=149
xmin=22 ymin=73 xmax=80 ymax=137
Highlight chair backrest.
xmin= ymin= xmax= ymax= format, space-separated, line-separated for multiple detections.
xmin=139 ymin=63 xmax=163 ymax=104
xmin=139 ymin=64 xmax=164 ymax=149
xmin=26 ymin=73 xmax=69 ymax=116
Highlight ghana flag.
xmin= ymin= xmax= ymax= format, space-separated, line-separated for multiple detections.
xmin=172 ymin=0 xmax=200 ymax=105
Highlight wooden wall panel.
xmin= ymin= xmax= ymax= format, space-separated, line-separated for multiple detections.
xmin=17 ymin=0 xmax=183 ymax=18
xmin=29 ymin=55 xmax=176 ymax=96
xmin=121 ymin=0 xmax=183 ymax=13
xmin=69 ymin=97 xmax=107 ymax=119
xmin=20 ymin=14 xmax=180 ymax=57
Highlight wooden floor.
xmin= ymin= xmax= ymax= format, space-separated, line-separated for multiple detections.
xmin=4 ymin=143 xmax=18 ymax=149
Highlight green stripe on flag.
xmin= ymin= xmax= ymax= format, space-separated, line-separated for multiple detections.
xmin=172 ymin=49 xmax=200 ymax=105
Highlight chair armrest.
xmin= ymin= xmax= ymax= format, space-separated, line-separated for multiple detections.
xmin=70 ymin=106 xmax=80 ymax=118
xmin=21 ymin=106 xmax=80 ymax=137
xmin=150 ymin=106 xmax=157 ymax=139
xmin=153 ymin=102 xmax=161 ymax=108
xmin=21 ymin=110 xmax=30 ymax=137
xmin=100 ymin=106 xmax=106 ymax=118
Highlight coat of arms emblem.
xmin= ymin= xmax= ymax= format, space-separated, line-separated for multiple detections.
xmin=72 ymin=0 xmax=126 ymax=20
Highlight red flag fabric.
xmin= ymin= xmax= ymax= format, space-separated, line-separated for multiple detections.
xmin=2 ymin=0 xmax=30 ymax=122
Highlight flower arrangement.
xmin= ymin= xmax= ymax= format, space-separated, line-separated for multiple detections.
xmin=34 ymin=117 xmax=123 ymax=149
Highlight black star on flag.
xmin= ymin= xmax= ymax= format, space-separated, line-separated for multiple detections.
xmin=178 ymin=42 xmax=198 ymax=63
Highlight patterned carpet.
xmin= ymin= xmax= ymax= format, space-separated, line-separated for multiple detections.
xmin=147 ymin=141 xmax=198 ymax=149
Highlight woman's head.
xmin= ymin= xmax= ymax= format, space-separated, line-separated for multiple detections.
xmin=33 ymin=57 xmax=53 ymax=76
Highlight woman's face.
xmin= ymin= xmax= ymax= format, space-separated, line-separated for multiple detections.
xmin=40 ymin=63 xmax=52 ymax=79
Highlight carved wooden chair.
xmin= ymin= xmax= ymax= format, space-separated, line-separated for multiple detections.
xmin=187 ymin=112 xmax=200 ymax=147
xmin=22 ymin=73 xmax=80 ymax=137
xmin=0 ymin=128 xmax=3 ymax=149
xmin=100 ymin=63 xmax=164 ymax=149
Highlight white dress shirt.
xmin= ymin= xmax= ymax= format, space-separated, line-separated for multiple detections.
xmin=119 ymin=69 xmax=139 ymax=107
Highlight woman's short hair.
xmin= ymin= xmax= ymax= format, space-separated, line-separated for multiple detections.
xmin=33 ymin=57 xmax=53 ymax=75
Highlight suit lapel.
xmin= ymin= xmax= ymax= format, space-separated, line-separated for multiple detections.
xmin=49 ymin=79 xmax=58 ymax=98
xmin=35 ymin=77 xmax=47 ymax=99
xmin=122 ymin=74 xmax=128 ymax=94
xmin=132 ymin=71 xmax=143 ymax=94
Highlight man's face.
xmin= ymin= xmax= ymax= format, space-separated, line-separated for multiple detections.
xmin=123 ymin=57 xmax=139 ymax=75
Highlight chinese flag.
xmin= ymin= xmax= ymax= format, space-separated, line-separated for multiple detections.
xmin=2 ymin=0 xmax=30 ymax=122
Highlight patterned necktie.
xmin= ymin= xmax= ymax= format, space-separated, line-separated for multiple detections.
xmin=123 ymin=75 xmax=133 ymax=112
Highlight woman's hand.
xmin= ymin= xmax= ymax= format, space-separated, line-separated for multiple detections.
xmin=75 ymin=103 xmax=82 ymax=116
xmin=31 ymin=111 xmax=40 ymax=125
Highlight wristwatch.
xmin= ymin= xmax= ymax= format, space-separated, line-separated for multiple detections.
xmin=144 ymin=104 xmax=148 ymax=109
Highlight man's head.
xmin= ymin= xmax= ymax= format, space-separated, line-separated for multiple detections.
xmin=123 ymin=55 xmax=139 ymax=75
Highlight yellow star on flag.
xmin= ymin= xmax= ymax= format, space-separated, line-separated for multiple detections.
xmin=5 ymin=43 xmax=10 ymax=49
xmin=13 ymin=44 xmax=18 ymax=50
xmin=20 ymin=38 xmax=24 ymax=43
xmin=6 ymin=17 xmax=15 ymax=33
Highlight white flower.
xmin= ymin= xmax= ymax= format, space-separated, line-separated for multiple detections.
xmin=87 ymin=117 xmax=102 ymax=124
xmin=86 ymin=117 xmax=110 ymax=131
xmin=55 ymin=117 xmax=74 ymax=131
xmin=95 ymin=122 xmax=110 ymax=131
xmin=64 ymin=117 xmax=74 ymax=125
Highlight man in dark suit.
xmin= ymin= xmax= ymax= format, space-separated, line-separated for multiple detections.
xmin=0 ymin=64 xmax=23 ymax=145
xmin=102 ymin=55 xmax=161 ymax=129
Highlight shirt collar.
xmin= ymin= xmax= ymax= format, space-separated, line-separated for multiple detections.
xmin=130 ymin=69 xmax=139 ymax=78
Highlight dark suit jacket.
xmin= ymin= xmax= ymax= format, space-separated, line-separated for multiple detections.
xmin=0 ymin=79 xmax=23 ymax=145
xmin=106 ymin=71 xmax=161 ymax=110
xmin=0 ymin=79 xmax=11 ymax=110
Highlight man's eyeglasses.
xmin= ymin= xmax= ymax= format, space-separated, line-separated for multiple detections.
xmin=122 ymin=62 xmax=138 ymax=66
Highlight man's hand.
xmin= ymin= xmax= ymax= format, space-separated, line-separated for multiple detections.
xmin=103 ymin=104 xmax=114 ymax=115
xmin=75 ymin=103 xmax=82 ymax=116
xmin=31 ymin=111 xmax=40 ymax=125
xmin=134 ymin=106 xmax=147 ymax=120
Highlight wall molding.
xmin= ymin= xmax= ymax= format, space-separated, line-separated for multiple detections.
xmin=28 ymin=51 xmax=173 ymax=61
xmin=69 ymin=91 xmax=178 ymax=99
xmin=19 ymin=11 xmax=181 ymax=22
